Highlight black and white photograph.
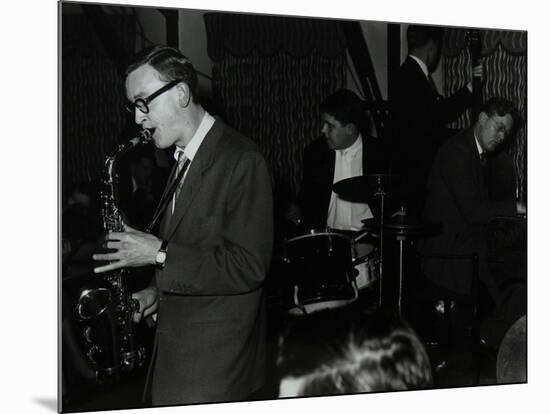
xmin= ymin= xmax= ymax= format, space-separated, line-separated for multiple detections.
xmin=5 ymin=0 xmax=547 ymax=413
xmin=58 ymin=0 xmax=530 ymax=412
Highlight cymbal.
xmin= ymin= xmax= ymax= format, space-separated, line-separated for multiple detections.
xmin=333 ymin=174 xmax=397 ymax=203
xmin=362 ymin=214 xmax=442 ymax=239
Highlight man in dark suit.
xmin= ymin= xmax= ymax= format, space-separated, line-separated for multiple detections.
xmin=391 ymin=24 xmax=483 ymax=215
xmin=420 ymin=97 xmax=525 ymax=314
xmin=93 ymin=46 xmax=273 ymax=405
xmin=299 ymin=89 xmax=387 ymax=230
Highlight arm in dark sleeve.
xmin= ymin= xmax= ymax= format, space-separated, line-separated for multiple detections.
xmin=398 ymin=76 xmax=473 ymax=125
xmin=161 ymin=152 xmax=273 ymax=295
xmin=442 ymin=150 xmax=516 ymax=225
xmin=432 ymin=86 xmax=474 ymax=124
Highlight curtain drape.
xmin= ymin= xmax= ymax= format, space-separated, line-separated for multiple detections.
xmin=204 ymin=13 xmax=347 ymax=202
xmin=62 ymin=12 xmax=136 ymax=189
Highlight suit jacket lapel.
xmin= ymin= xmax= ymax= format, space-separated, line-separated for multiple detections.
xmin=465 ymin=129 xmax=488 ymax=196
xmin=165 ymin=119 xmax=224 ymax=241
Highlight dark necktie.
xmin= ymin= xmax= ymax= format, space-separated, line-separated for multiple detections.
xmin=172 ymin=151 xmax=189 ymax=214
xmin=146 ymin=151 xmax=190 ymax=232
xmin=480 ymin=152 xmax=489 ymax=187
xmin=479 ymin=152 xmax=488 ymax=167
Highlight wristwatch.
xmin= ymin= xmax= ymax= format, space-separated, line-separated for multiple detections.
xmin=155 ymin=240 xmax=169 ymax=269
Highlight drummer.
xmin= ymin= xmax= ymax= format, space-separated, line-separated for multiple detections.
xmin=293 ymin=89 xmax=388 ymax=288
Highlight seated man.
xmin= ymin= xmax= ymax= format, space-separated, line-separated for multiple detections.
xmin=277 ymin=306 xmax=432 ymax=396
xmin=419 ymin=97 xmax=526 ymax=347
xmin=299 ymin=89 xmax=387 ymax=230
xmin=294 ymin=89 xmax=387 ymax=291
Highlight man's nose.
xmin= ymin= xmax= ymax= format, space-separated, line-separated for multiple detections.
xmin=135 ymin=108 xmax=147 ymax=124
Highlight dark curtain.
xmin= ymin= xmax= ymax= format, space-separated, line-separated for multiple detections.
xmin=61 ymin=8 xmax=136 ymax=191
xmin=204 ymin=13 xmax=347 ymax=202
xmin=442 ymin=29 xmax=527 ymax=201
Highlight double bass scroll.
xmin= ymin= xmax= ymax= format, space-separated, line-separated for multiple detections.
xmin=467 ymin=29 xmax=483 ymax=118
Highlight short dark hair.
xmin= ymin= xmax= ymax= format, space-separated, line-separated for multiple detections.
xmin=126 ymin=45 xmax=199 ymax=102
xmin=407 ymin=25 xmax=443 ymax=50
xmin=278 ymin=307 xmax=432 ymax=395
xmin=319 ymin=89 xmax=369 ymax=132
xmin=481 ymin=96 xmax=522 ymax=125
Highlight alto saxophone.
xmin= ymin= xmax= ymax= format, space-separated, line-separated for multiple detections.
xmin=74 ymin=129 xmax=152 ymax=386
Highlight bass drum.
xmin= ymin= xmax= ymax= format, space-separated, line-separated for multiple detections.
xmin=284 ymin=230 xmax=358 ymax=315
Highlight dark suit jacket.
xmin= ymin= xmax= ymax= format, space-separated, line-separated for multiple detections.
xmin=300 ymin=135 xmax=387 ymax=229
xmin=150 ymin=118 xmax=273 ymax=405
xmin=392 ymin=56 xmax=473 ymax=213
xmin=420 ymin=128 xmax=516 ymax=294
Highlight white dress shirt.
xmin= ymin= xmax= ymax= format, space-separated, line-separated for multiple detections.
xmin=326 ymin=135 xmax=374 ymax=231
xmin=172 ymin=111 xmax=215 ymax=213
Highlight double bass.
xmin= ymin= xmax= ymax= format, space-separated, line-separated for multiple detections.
xmin=467 ymin=29 xmax=483 ymax=118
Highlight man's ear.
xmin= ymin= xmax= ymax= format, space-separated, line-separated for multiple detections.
xmin=345 ymin=123 xmax=357 ymax=135
xmin=478 ymin=111 xmax=489 ymax=124
xmin=176 ymin=82 xmax=190 ymax=108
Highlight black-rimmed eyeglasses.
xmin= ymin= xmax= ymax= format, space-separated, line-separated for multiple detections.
xmin=125 ymin=78 xmax=183 ymax=114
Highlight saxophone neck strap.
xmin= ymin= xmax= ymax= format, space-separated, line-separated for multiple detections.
xmin=146 ymin=158 xmax=191 ymax=233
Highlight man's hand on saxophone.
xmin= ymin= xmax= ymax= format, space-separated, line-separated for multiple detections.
xmin=132 ymin=286 xmax=159 ymax=323
xmin=92 ymin=223 xmax=162 ymax=273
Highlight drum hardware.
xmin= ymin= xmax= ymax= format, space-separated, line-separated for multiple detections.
xmin=363 ymin=208 xmax=442 ymax=313
xmin=333 ymin=174 xmax=397 ymax=307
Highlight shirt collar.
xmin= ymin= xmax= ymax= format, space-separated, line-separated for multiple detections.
xmin=337 ymin=134 xmax=362 ymax=157
xmin=409 ymin=54 xmax=429 ymax=78
xmin=473 ymin=131 xmax=484 ymax=156
xmin=173 ymin=111 xmax=215 ymax=161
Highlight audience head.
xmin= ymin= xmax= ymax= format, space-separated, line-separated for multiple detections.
xmin=407 ymin=25 xmax=443 ymax=72
xmin=475 ymin=97 xmax=521 ymax=153
xmin=277 ymin=307 xmax=432 ymax=397
xmin=319 ymin=89 xmax=369 ymax=150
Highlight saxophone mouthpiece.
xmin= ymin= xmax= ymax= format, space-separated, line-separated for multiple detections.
xmin=139 ymin=128 xmax=154 ymax=143
xmin=128 ymin=129 xmax=153 ymax=147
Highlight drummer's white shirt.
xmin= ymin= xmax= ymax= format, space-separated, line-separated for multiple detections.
xmin=327 ymin=134 xmax=374 ymax=231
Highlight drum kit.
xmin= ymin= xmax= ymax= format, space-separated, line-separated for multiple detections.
xmin=283 ymin=174 xmax=442 ymax=316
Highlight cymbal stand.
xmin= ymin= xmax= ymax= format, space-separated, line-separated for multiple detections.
xmin=373 ymin=176 xmax=386 ymax=307
xmin=397 ymin=233 xmax=405 ymax=314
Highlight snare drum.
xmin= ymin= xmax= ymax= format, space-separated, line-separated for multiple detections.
xmin=284 ymin=229 xmax=358 ymax=315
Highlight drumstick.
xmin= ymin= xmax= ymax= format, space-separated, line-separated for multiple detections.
xmin=353 ymin=231 xmax=371 ymax=243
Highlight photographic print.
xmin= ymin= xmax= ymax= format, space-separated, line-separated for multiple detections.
xmin=59 ymin=1 xmax=527 ymax=412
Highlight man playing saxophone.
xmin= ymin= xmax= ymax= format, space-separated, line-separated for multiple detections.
xmin=93 ymin=46 xmax=274 ymax=406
